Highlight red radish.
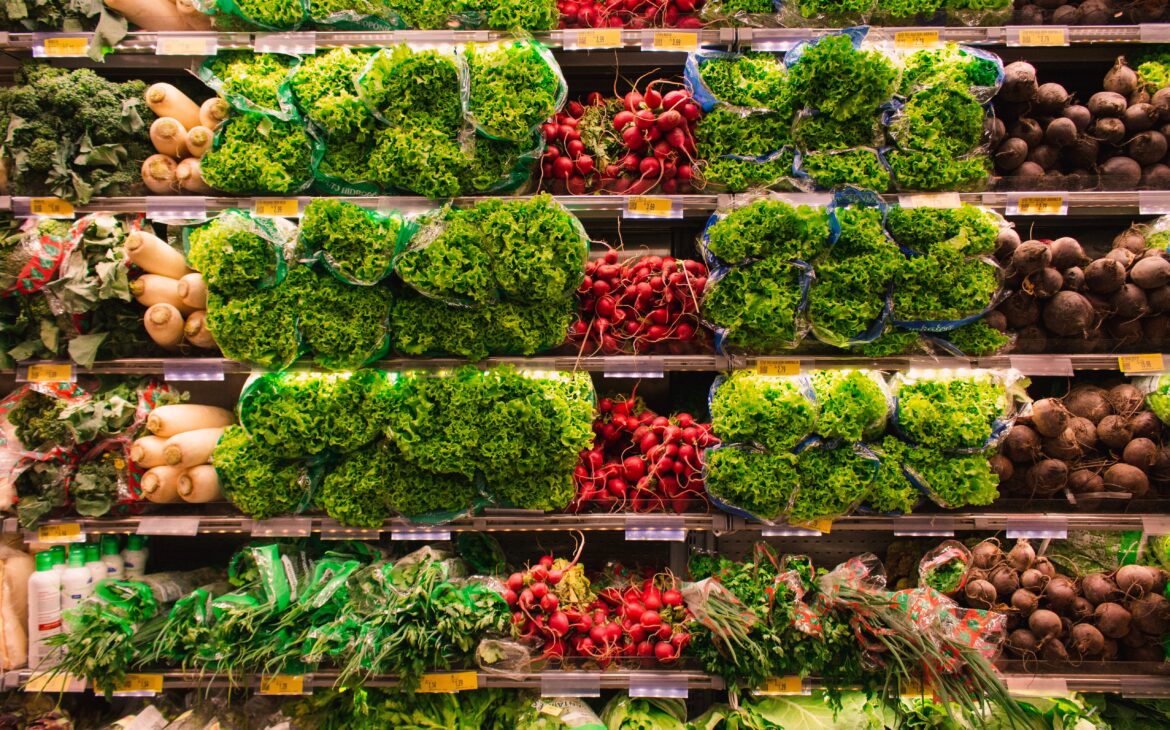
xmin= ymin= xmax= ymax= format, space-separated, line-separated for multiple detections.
xmin=644 ymin=88 xmax=662 ymax=109
xmin=624 ymin=91 xmax=645 ymax=112
xmin=553 ymin=156 xmax=574 ymax=179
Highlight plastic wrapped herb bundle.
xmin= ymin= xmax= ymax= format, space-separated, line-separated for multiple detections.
xmin=701 ymin=198 xmax=831 ymax=265
xmin=710 ymin=372 xmax=818 ymax=451
xmin=199 ymin=52 xmax=298 ymax=119
xmin=701 ymin=258 xmax=809 ymax=353
xmin=810 ymin=370 xmax=890 ymax=441
xmin=703 ymin=445 xmax=798 ymax=523
xmin=389 ymin=293 xmax=572 ymax=360
xmin=200 ymin=113 xmax=315 ymax=195
xmin=289 ymin=266 xmax=392 ymax=370
xmin=212 ymin=425 xmax=314 ymax=519
xmin=289 ymin=48 xmax=375 ymax=139
xmin=885 ymin=204 xmax=1002 ymax=257
xmin=299 ymin=198 xmax=404 ymax=285
xmin=892 ymin=369 xmax=1022 ymax=451
xmin=891 ymin=247 xmax=1001 ymax=326
xmin=466 ymin=40 xmax=565 ymax=142
xmin=356 ymin=45 xmax=465 ymax=130
xmin=792 ymin=441 xmax=878 ymax=523
xmin=185 ymin=210 xmax=289 ymax=296
xmin=316 ymin=439 xmax=479 ymax=527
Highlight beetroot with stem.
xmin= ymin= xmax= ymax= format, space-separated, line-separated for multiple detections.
xmin=1001 ymin=61 xmax=1039 ymax=103
xmin=1115 ymin=225 xmax=1148 ymax=253
xmin=1028 ymin=608 xmax=1063 ymax=640
xmin=1002 ymin=424 xmax=1043 ymax=463
xmin=1027 ymin=459 xmax=1069 ymax=496
xmin=1007 ymin=628 xmax=1039 ymax=657
xmin=1123 ymin=437 xmax=1158 ymax=471
xmin=1115 ymin=564 xmax=1159 ymax=598
xmin=1098 ymin=414 xmax=1135 ymax=451
xmin=964 ymin=578 xmax=997 ymax=608
xmin=1130 ymin=411 xmax=1163 ymax=440
xmin=1131 ymin=593 xmax=1170 ymax=635
xmin=1085 ymin=258 xmax=1127 ymax=294
xmin=1066 ymin=386 xmax=1113 ymax=424
xmin=1132 ymin=255 xmax=1170 ymax=289
xmin=1095 ymin=601 xmax=1133 ymax=638
xmin=971 ymin=539 xmax=1003 ymax=570
xmin=1103 ymin=462 xmax=1150 ymax=497
xmin=1031 ymin=398 xmax=1072 ymax=438
xmin=1011 ymin=588 xmax=1040 ymax=617
xmin=1049 ymin=237 xmax=1088 ymax=270
xmin=1042 ymin=291 xmax=1096 ymax=337
xmin=1007 ymin=539 xmax=1037 ymax=572
xmin=1082 ymin=572 xmax=1121 ymax=604
xmin=1111 ymin=283 xmax=1150 ymax=319
xmin=1070 ymin=623 xmax=1106 ymax=657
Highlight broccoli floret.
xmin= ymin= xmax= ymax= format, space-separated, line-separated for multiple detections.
xmin=24 ymin=139 xmax=58 ymax=171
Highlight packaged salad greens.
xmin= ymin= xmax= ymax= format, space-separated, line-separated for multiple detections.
xmin=198 ymin=51 xmax=300 ymax=120
xmin=212 ymin=425 xmax=317 ymax=519
xmin=290 ymin=48 xmax=376 ymax=139
xmin=184 ymin=210 xmax=293 ymax=297
xmin=356 ymin=45 xmax=467 ymax=131
xmin=810 ymin=369 xmax=891 ymax=442
xmin=200 ymin=112 xmax=318 ymax=195
xmin=710 ymin=372 xmax=818 ymax=452
xmin=703 ymin=444 xmax=799 ymax=525
xmin=686 ymin=50 xmax=789 ymax=114
xmin=299 ymin=198 xmax=408 ymax=286
xmin=699 ymin=194 xmax=833 ymax=267
xmin=891 ymin=368 xmax=1026 ymax=452
xmin=791 ymin=439 xmax=879 ymax=523
xmin=700 ymin=258 xmax=812 ymax=354
xmin=290 ymin=266 xmax=392 ymax=370
xmin=465 ymin=39 xmax=567 ymax=142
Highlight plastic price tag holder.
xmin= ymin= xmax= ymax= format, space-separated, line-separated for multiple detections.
xmin=259 ymin=675 xmax=307 ymax=695
xmin=29 ymin=198 xmax=76 ymax=219
xmin=562 ymin=28 xmax=623 ymax=50
xmin=1006 ymin=676 xmax=1070 ymax=698
xmin=1141 ymin=23 xmax=1170 ymax=42
xmin=746 ymin=30 xmax=796 ymax=53
xmin=1006 ymin=516 xmax=1068 ymax=540
xmin=1119 ymin=353 xmax=1164 ymax=374
xmin=641 ymin=30 xmax=699 ymax=53
xmin=111 ymin=673 xmax=164 ymax=697
xmin=629 ymin=672 xmax=689 ymax=699
xmin=760 ymin=524 xmax=823 ymax=538
xmin=252 ymin=198 xmax=303 ymax=218
xmin=34 ymin=35 xmax=89 ymax=57
xmin=753 ymin=358 xmax=800 ymax=376
xmin=624 ymin=196 xmax=682 ymax=219
xmin=1139 ymin=191 xmax=1170 ymax=215
xmin=896 ymin=192 xmax=961 ymax=209
xmin=755 ymin=676 xmax=808 ymax=695
xmin=892 ymin=516 xmax=955 ymax=538
xmin=625 ymin=515 xmax=686 ymax=542
xmin=391 ymin=526 xmax=452 ymax=541
xmin=18 ymin=362 xmax=74 ymax=384
xmin=137 ymin=517 xmax=200 ymax=537
xmin=417 ymin=671 xmax=478 ymax=693
xmin=155 ymin=34 xmax=218 ymax=55
xmin=146 ymin=196 xmax=208 ymax=222
xmin=251 ymin=517 xmax=313 ymax=538
xmin=907 ymin=355 xmax=972 ymax=372
xmin=36 ymin=524 xmax=85 ymax=544
xmin=24 ymin=673 xmax=87 ymax=693
xmin=541 ymin=672 xmax=602 ymax=698
xmin=1008 ymin=355 xmax=1073 ymax=377
xmin=163 ymin=359 xmax=225 ymax=382
xmin=1142 ymin=515 xmax=1170 ymax=535
xmin=1005 ymin=26 xmax=1069 ymax=46
xmin=1005 ymin=193 xmax=1067 ymax=216
xmin=893 ymin=30 xmax=941 ymax=50
xmin=254 ymin=32 xmax=316 ymax=54
xmin=604 ymin=357 xmax=665 ymax=379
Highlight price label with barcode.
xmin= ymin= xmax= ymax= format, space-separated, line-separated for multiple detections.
xmin=418 ymin=672 xmax=478 ymax=693
xmin=759 ymin=676 xmax=803 ymax=694
xmin=260 ymin=675 xmax=305 ymax=695
xmin=112 ymin=674 xmax=164 ymax=696
xmin=253 ymin=199 xmax=300 ymax=217
xmin=1007 ymin=194 xmax=1067 ymax=216
xmin=1119 ymin=353 xmax=1164 ymax=374
xmin=564 ymin=28 xmax=622 ymax=49
xmin=1010 ymin=26 xmax=1069 ymax=46
xmin=29 ymin=198 xmax=75 ymax=218
xmin=37 ymin=524 xmax=83 ymax=543
xmin=624 ymin=196 xmax=680 ymax=219
xmin=41 ymin=37 xmax=88 ymax=57
xmin=894 ymin=30 xmax=940 ymax=49
xmin=789 ymin=518 xmax=832 ymax=534
xmin=26 ymin=363 xmax=73 ymax=382
xmin=754 ymin=358 xmax=800 ymax=376
xmin=646 ymin=31 xmax=698 ymax=52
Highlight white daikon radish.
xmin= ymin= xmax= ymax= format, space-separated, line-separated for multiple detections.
xmin=183 ymin=310 xmax=216 ymax=349
xmin=131 ymin=274 xmax=188 ymax=312
xmin=144 ymin=303 xmax=185 ymax=348
xmin=150 ymin=117 xmax=188 ymax=158
xmin=147 ymin=404 xmax=234 ymax=438
xmin=178 ymin=272 xmax=207 ymax=309
xmin=163 ymin=427 xmax=225 ymax=468
xmin=179 ymin=465 xmax=221 ymax=503
xmin=199 ymin=97 xmax=229 ymax=131
xmin=145 ymin=83 xmax=201 ymax=130
xmin=130 ymin=435 xmax=168 ymax=469
xmin=185 ymin=126 xmax=213 ymax=158
xmin=125 ymin=230 xmax=191 ymax=279
xmin=175 ymin=157 xmax=214 ymax=194
xmin=142 ymin=155 xmax=177 ymax=194
xmin=175 ymin=0 xmax=213 ymax=29
xmin=141 ymin=466 xmax=183 ymax=503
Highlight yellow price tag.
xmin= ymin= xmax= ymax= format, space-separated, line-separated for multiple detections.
xmin=417 ymin=671 xmax=478 ymax=693
xmin=156 ymin=36 xmax=211 ymax=55
xmin=259 ymin=675 xmax=305 ymax=695
xmin=760 ymin=676 xmax=803 ymax=694
xmin=536 ymin=701 xmax=564 ymax=718
xmin=899 ymin=192 xmax=961 ymax=209
xmin=754 ymin=358 xmax=800 ymax=376
xmin=112 ymin=674 xmax=164 ymax=695
xmin=1119 ymin=353 xmax=1164 ymax=374
xmin=42 ymin=37 xmax=88 ymax=56
xmin=27 ymin=363 xmax=72 ymax=383
xmin=1016 ymin=27 xmax=1068 ymax=46
xmin=652 ymin=31 xmax=698 ymax=52
xmin=24 ymin=673 xmax=86 ymax=693
xmin=36 ymin=524 xmax=82 ymax=543
xmin=572 ymin=28 xmax=622 ymax=48
xmin=1016 ymin=195 xmax=1065 ymax=215
xmin=900 ymin=678 xmax=930 ymax=697
xmin=791 ymin=518 xmax=832 ymax=534
xmin=253 ymin=199 xmax=300 ymax=217
xmin=29 ymin=198 xmax=74 ymax=218
xmin=894 ymin=30 xmax=940 ymax=49
xmin=626 ymin=197 xmax=674 ymax=217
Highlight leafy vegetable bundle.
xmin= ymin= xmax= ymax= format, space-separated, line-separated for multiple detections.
xmin=187 ymin=0 xmax=557 ymax=30
xmin=0 ymin=65 xmax=154 ymax=204
xmin=220 ymin=365 xmax=594 ymax=523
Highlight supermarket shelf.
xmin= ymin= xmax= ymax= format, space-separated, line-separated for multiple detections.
xmin=23 ymin=511 xmax=725 ymax=539
xmin=7 ymin=191 xmax=1170 ymax=219
xmin=1 ymin=668 xmax=726 ymax=693
xmin=734 ymin=512 xmax=1170 ymax=536
xmin=2 ymin=25 xmax=1169 ymax=59
xmin=6 ymin=352 xmax=1165 ymax=379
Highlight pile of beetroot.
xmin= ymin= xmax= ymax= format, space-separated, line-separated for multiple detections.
xmin=503 ymin=548 xmax=693 ymax=666
xmin=541 ymin=82 xmax=704 ymax=195
xmin=570 ymin=250 xmax=708 ymax=355
xmin=570 ymin=394 xmax=717 ymax=513
xmin=557 ymin=0 xmax=705 ymax=29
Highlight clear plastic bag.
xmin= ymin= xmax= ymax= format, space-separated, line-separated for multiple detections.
xmin=700 ymin=258 xmax=813 ymax=354
xmin=299 ymin=198 xmax=410 ymax=286
xmin=703 ymin=443 xmax=799 ymax=524
xmin=697 ymin=192 xmax=835 ymax=268
xmin=699 ymin=0 xmax=782 ymax=26
xmin=684 ymin=49 xmax=788 ymax=115
xmin=197 ymin=51 xmax=301 ymax=120
xmin=890 ymin=367 xmax=1027 ymax=452
xmin=709 ymin=371 xmax=818 ymax=452
xmin=794 ymin=147 xmax=892 ymax=192
xmin=791 ymin=438 xmax=878 ymax=523
xmin=698 ymin=149 xmax=799 ymax=195
xmin=289 ymin=48 xmax=376 ymax=138
xmin=356 ymin=44 xmax=468 ymax=132
xmin=306 ymin=0 xmax=403 ymax=28
xmin=917 ymin=540 xmax=972 ymax=596
xmin=293 ymin=265 xmax=392 ymax=370
xmin=809 ymin=369 xmax=891 ymax=441
xmin=903 ymin=447 xmax=1001 ymax=508
xmin=183 ymin=209 xmax=293 ymax=297
xmin=193 ymin=0 xmax=306 ymax=29
xmin=894 ymin=44 xmax=1005 ymax=104
xmin=200 ymin=112 xmax=321 ymax=196
xmin=890 ymin=252 xmax=1005 ymax=331
xmin=393 ymin=206 xmax=499 ymax=308
xmin=465 ymin=38 xmax=568 ymax=143
xmin=0 ymin=219 xmax=71 ymax=298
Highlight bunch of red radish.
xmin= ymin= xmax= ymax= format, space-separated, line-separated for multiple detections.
xmin=570 ymin=250 xmax=708 ymax=355
xmin=570 ymin=394 xmax=717 ymax=513
xmin=541 ymin=82 xmax=703 ymax=196
xmin=558 ymin=0 xmax=705 ymax=29
xmin=503 ymin=551 xmax=692 ymax=667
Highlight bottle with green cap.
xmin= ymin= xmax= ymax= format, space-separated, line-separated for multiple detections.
xmin=84 ymin=544 xmax=105 ymax=586
xmin=101 ymin=535 xmax=124 ymax=580
xmin=123 ymin=534 xmax=146 ymax=579
xmin=61 ymin=548 xmax=92 ymax=610
xmin=49 ymin=546 xmax=66 ymax=575
xmin=28 ymin=551 xmax=62 ymax=667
